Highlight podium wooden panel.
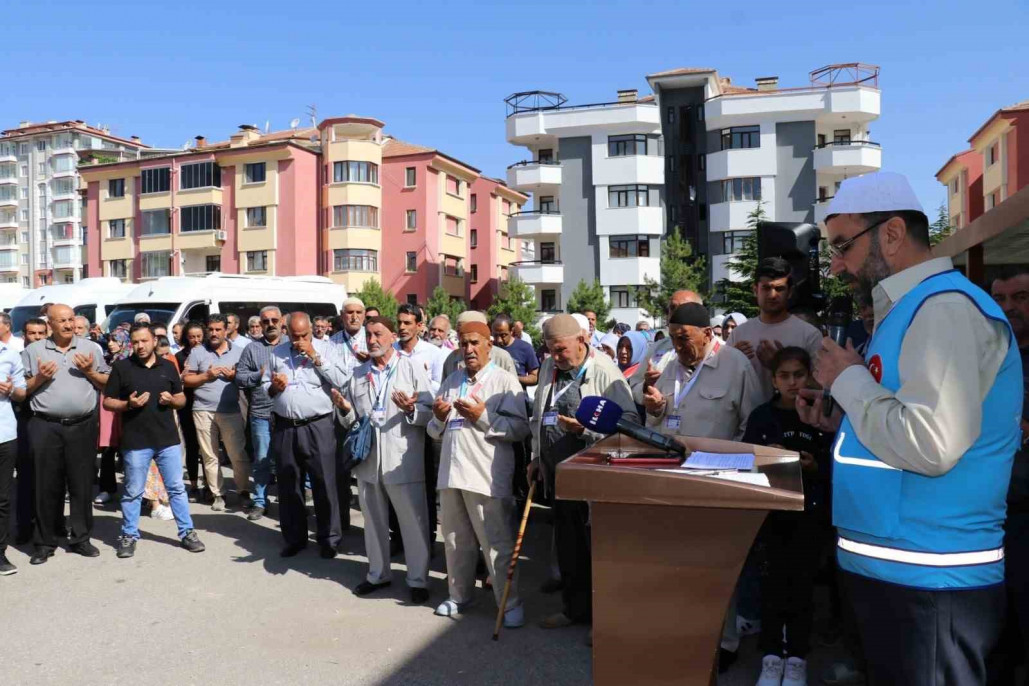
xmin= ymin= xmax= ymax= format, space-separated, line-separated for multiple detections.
xmin=556 ymin=434 xmax=804 ymax=686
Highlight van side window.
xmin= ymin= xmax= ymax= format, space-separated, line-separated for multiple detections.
xmin=74 ymin=305 xmax=96 ymax=325
xmin=185 ymin=302 xmax=209 ymax=323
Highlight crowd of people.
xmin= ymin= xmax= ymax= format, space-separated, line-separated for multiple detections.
xmin=0 ymin=171 xmax=1026 ymax=686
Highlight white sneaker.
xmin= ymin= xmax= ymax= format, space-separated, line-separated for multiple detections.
xmin=433 ymin=599 xmax=470 ymax=617
xmin=502 ymin=604 xmax=525 ymax=629
xmin=756 ymin=654 xmax=784 ymax=686
xmin=151 ymin=504 xmax=174 ymax=521
xmin=781 ymin=657 xmax=807 ymax=686
xmin=737 ymin=614 xmax=762 ymax=637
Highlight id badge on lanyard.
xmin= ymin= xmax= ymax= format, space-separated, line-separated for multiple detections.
xmin=369 ymin=361 xmax=397 ymax=425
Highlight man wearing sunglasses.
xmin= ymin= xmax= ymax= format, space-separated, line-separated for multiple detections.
xmin=797 ymin=172 xmax=1020 ymax=685
xmin=234 ymin=306 xmax=283 ymax=520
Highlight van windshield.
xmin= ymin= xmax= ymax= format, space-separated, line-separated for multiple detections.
xmin=10 ymin=306 xmax=44 ymax=337
xmin=106 ymin=303 xmax=180 ymax=331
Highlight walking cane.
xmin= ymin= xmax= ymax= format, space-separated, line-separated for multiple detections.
xmin=492 ymin=481 xmax=536 ymax=641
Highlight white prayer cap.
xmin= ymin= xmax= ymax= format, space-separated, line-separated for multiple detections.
xmin=571 ymin=313 xmax=590 ymax=333
xmin=342 ymin=296 xmax=365 ymax=309
xmin=827 ymin=172 xmax=924 ymax=218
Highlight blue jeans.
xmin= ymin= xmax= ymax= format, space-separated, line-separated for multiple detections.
xmin=121 ymin=444 xmax=193 ymax=540
xmin=250 ymin=416 xmax=272 ymax=508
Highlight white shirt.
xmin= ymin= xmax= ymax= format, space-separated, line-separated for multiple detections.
xmin=1 ymin=335 xmax=24 ymax=353
xmin=395 ymin=338 xmax=446 ymax=395
xmin=229 ymin=334 xmax=250 ymax=349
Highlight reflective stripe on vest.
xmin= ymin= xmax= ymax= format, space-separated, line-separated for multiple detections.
xmin=838 ymin=535 xmax=1004 ymax=567
xmin=832 ymin=430 xmax=900 ymax=471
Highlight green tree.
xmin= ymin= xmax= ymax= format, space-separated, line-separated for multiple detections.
xmin=486 ymin=277 xmax=541 ymax=344
xmin=715 ymin=202 xmax=765 ymax=317
xmin=637 ymin=229 xmax=707 ymax=322
xmin=354 ymin=278 xmax=398 ymax=320
xmin=818 ymin=240 xmax=854 ymax=303
xmin=424 ymin=286 xmax=465 ymax=324
xmin=929 ymin=202 xmax=954 ymax=247
xmin=566 ymin=278 xmax=611 ymax=326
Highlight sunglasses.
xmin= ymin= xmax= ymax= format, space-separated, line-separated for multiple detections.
xmin=827 ymin=217 xmax=890 ymax=259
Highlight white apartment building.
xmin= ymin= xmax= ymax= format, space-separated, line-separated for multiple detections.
xmin=504 ymin=63 xmax=882 ymax=318
xmin=0 ymin=121 xmax=148 ymax=287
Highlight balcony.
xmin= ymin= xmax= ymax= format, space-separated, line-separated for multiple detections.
xmin=506 ymin=161 xmax=562 ymax=192
xmin=813 ymin=141 xmax=881 ymax=174
xmin=0 ymin=197 xmax=17 ymax=209
xmin=599 ymin=256 xmax=660 ymax=286
xmin=593 ymin=154 xmax=665 ymax=187
xmin=505 ymin=91 xmax=660 ymax=145
xmin=0 ymin=235 xmax=17 ymax=250
xmin=511 ymin=259 xmax=564 ymax=285
xmin=0 ymin=174 xmax=16 ymax=186
xmin=596 ymin=205 xmax=664 ymax=236
xmin=710 ymin=200 xmax=761 ymax=232
xmin=0 ymin=152 xmax=15 ymax=164
xmin=52 ymin=251 xmax=82 ymax=269
xmin=814 ymin=198 xmax=833 ymax=225
xmin=178 ymin=229 xmax=228 ymax=251
xmin=51 ymin=165 xmax=77 ymax=179
xmin=0 ymin=260 xmax=18 ymax=272
xmin=706 ymin=147 xmax=777 ymax=181
xmin=0 ymin=214 xmax=16 ymax=229
xmin=50 ymin=225 xmax=79 ymax=246
xmin=509 ymin=211 xmax=562 ymax=238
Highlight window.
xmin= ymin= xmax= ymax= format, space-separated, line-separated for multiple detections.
xmin=244 ymin=162 xmax=266 ymax=184
xmin=36 ymin=140 xmax=46 ymax=152
xmin=470 ymin=264 xmax=478 ymax=283
xmin=608 ymin=185 xmax=652 ymax=208
xmin=0 ymin=186 xmax=15 ymax=203
xmin=405 ymin=167 xmax=416 ymax=187
xmin=443 ymin=256 xmax=463 ymax=277
xmin=608 ymin=134 xmax=647 ymax=157
xmin=502 ymin=232 xmax=513 ymax=251
xmin=52 ymin=200 xmax=74 ymax=219
xmin=405 ymin=209 xmax=417 ymax=230
xmin=108 ymin=178 xmax=125 ymax=198
xmin=500 ymin=265 xmax=508 ymax=282
xmin=334 ymin=248 xmax=378 ymax=272
xmin=697 ymin=105 xmax=704 ymax=121
xmin=332 ymin=205 xmax=378 ymax=228
xmin=52 ymin=156 xmax=73 ymax=173
xmin=833 ymin=129 xmax=852 ymax=145
xmin=987 ymin=144 xmax=998 ymax=166
xmin=540 ymin=242 xmax=556 ymax=263
xmin=141 ymin=209 xmax=170 ymax=235
xmin=503 ymin=200 xmax=512 ymax=215
xmin=541 ymin=289 xmax=558 ymax=312
xmin=140 ymin=167 xmax=170 ymax=194
xmin=951 ymin=179 xmax=959 ymax=195
xmin=53 ymin=177 xmax=75 ymax=196
xmin=109 ymin=259 xmax=128 ymax=279
xmin=405 ymin=251 xmax=417 ymax=272
xmin=666 ymin=106 xmax=675 ymax=123
xmin=609 ymin=235 xmax=650 ymax=258
xmin=446 ymin=175 xmax=461 ymax=196
xmin=20 ymin=231 xmax=28 ymax=243
xmin=180 ymin=161 xmax=221 ymax=190
xmin=21 ymin=276 xmax=28 ymax=288
xmin=722 ymin=230 xmax=751 ymax=253
xmin=538 ymin=196 xmax=556 ymax=214
xmin=537 ymin=149 xmax=554 ymax=164
xmin=206 ymin=255 xmax=221 ymax=272
xmin=180 ymin=204 xmax=221 ymax=232
xmin=108 ymin=219 xmax=126 ymax=239
xmin=20 ymin=164 xmax=27 ymax=177
xmin=817 ymin=133 xmax=826 ymax=148
xmin=470 ymin=194 xmax=477 ymax=213
xmin=470 ymin=230 xmax=477 ymax=248
xmin=246 ymin=250 xmax=268 ymax=272
xmin=445 ymin=216 xmax=461 ymax=236
xmin=720 ymin=125 xmax=760 ymax=150
xmin=609 ymin=286 xmax=638 ymax=309
xmin=721 ymin=177 xmax=762 ymax=202
xmin=333 ymin=161 xmax=378 ymax=184
xmin=141 ymin=251 xmax=171 ymax=278
xmin=407 ymin=294 xmax=418 ymax=306
xmin=245 ymin=206 xmax=267 ymax=228
xmin=20 ymin=254 xmax=28 ymax=266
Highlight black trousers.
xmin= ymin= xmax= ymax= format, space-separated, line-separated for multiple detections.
xmin=15 ymin=412 xmax=34 ymax=536
xmin=96 ymin=447 xmax=118 ymax=495
xmin=758 ymin=510 xmax=826 ymax=658
xmin=0 ymin=439 xmax=16 ymax=553
xmin=843 ymin=570 xmax=1006 ymax=686
xmin=554 ymin=497 xmax=592 ymax=623
xmin=178 ymin=407 xmax=201 ymax=486
xmin=333 ymin=418 xmax=351 ymax=531
xmin=988 ymin=512 xmax=1029 ymax=685
xmin=272 ymin=415 xmax=340 ymax=548
xmin=424 ymin=437 xmax=440 ymax=542
xmin=30 ymin=414 xmax=100 ymax=549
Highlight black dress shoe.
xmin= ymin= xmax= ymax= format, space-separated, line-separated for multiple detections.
xmin=68 ymin=541 xmax=100 ymax=558
xmin=279 ymin=542 xmax=307 ymax=558
xmin=718 ymin=648 xmax=738 ymax=674
xmin=354 ymin=580 xmax=391 ymax=596
xmin=410 ymin=587 xmax=429 ymax=604
xmin=319 ymin=544 xmax=338 ymax=560
xmin=30 ymin=548 xmax=55 ymax=565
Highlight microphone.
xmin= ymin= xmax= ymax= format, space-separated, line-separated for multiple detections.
xmin=823 ymin=296 xmax=853 ymax=416
xmin=575 ymin=396 xmax=687 ymax=458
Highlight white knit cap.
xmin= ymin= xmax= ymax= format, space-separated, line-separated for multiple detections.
xmin=827 ymin=171 xmax=924 ymax=217
xmin=571 ymin=313 xmax=590 ymax=333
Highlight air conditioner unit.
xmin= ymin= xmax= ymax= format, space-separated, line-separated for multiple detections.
xmin=214 ymin=230 xmax=227 ymax=241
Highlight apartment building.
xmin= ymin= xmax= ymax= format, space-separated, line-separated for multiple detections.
xmin=468 ymin=176 xmax=528 ymax=310
xmin=80 ymin=116 xmax=489 ymax=305
xmin=937 ymin=100 xmax=1029 ymax=226
xmin=0 ymin=120 xmax=149 ymax=287
xmin=504 ymin=63 xmax=882 ymax=319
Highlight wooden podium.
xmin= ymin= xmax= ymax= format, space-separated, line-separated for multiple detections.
xmin=556 ymin=434 xmax=804 ymax=686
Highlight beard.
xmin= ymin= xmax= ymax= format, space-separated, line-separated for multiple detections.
xmin=839 ymin=232 xmax=891 ymax=304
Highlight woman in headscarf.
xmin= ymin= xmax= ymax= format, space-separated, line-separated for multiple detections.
xmin=721 ymin=312 xmax=748 ymax=340
xmin=599 ymin=333 xmax=620 ymax=360
xmin=616 ymin=331 xmax=649 ymax=378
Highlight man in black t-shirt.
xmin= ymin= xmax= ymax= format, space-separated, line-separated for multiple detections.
xmin=104 ymin=323 xmax=205 ymax=559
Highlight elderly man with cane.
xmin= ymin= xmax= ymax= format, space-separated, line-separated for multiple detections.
xmin=799 ymin=172 xmax=1021 ymax=685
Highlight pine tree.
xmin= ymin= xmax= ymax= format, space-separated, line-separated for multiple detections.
xmin=929 ymin=202 xmax=954 ymax=247
xmin=715 ymin=202 xmax=765 ymax=317
xmin=486 ymin=277 xmax=541 ymax=344
xmin=566 ymin=279 xmax=611 ymax=326
xmin=637 ymin=229 xmax=707 ymax=323
xmin=354 ymin=278 xmax=399 ymax=320
xmin=425 ymin=286 xmax=465 ymax=324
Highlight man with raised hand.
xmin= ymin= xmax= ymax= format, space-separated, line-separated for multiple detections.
xmin=628 ymin=289 xmax=703 ymax=406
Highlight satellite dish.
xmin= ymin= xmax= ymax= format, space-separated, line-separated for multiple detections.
xmin=290 ymin=118 xmax=300 ymax=130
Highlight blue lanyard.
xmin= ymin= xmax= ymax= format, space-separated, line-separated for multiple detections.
xmin=370 ymin=357 xmax=398 ymax=410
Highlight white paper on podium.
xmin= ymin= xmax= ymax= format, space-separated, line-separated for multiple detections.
xmin=657 ymin=469 xmax=771 ymax=488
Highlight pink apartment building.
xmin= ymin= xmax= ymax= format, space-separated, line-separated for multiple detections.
xmin=468 ymin=176 xmax=527 ymax=310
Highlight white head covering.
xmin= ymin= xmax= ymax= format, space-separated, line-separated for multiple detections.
xmin=710 ymin=316 xmax=723 ymax=328
xmin=342 ymin=296 xmax=365 ymax=310
xmin=599 ymin=333 xmax=619 ymax=356
xmin=723 ymin=312 xmax=747 ymax=326
xmin=827 ymin=171 xmax=925 ymax=217
xmin=571 ymin=313 xmax=590 ymax=336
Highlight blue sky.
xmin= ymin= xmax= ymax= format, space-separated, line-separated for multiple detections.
xmin=7 ymin=0 xmax=1027 ymax=213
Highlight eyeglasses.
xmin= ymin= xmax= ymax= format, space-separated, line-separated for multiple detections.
xmin=827 ymin=217 xmax=889 ymax=259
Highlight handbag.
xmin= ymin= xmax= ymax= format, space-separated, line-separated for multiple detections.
xmin=340 ymin=414 xmax=373 ymax=472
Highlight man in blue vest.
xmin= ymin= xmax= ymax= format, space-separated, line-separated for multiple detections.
xmin=797 ymin=171 xmax=1022 ymax=685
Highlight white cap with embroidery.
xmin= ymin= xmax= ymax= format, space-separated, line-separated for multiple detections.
xmin=827 ymin=171 xmax=925 ymax=217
